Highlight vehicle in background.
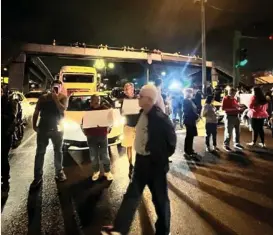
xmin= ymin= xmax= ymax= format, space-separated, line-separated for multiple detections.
xmin=63 ymin=92 xmax=124 ymax=152
xmin=59 ymin=66 xmax=98 ymax=96
xmin=9 ymin=91 xmax=33 ymax=125
xmin=25 ymin=90 xmax=46 ymax=106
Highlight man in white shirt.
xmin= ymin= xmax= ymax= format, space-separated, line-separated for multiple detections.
xmin=101 ymin=84 xmax=176 ymax=235
xmin=155 ymin=78 xmax=166 ymax=113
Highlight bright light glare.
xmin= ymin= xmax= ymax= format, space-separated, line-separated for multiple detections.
xmin=169 ymin=81 xmax=182 ymax=90
xmin=63 ymin=120 xmax=80 ymax=130
xmin=97 ymin=73 xmax=101 ymax=78
xmin=108 ymin=62 xmax=115 ymax=69
xmin=148 ymin=81 xmax=155 ymax=85
xmin=161 ymin=71 xmax=166 ymax=76
xmin=94 ymin=59 xmax=105 ymax=69
xmin=239 ymin=59 xmax=248 ymax=67
xmin=4 ymin=68 xmax=8 ymax=71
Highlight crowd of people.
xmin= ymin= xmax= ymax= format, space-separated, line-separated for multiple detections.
xmin=2 ymin=79 xmax=273 ymax=235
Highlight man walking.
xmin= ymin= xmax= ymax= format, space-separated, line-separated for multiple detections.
xmin=31 ymin=80 xmax=68 ymax=188
xmin=102 ymin=84 xmax=177 ymax=235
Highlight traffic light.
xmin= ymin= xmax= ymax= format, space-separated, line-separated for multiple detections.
xmin=269 ymin=34 xmax=273 ymax=40
xmin=236 ymin=48 xmax=248 ymax=67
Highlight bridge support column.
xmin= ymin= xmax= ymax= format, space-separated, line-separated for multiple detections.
xmin=9 ymin=53 xmax=26 ymax=92
xmin=146 ymin=64 xmax=151 ymax=84
xmin=211 ymin=66 xmax=218 ymax=88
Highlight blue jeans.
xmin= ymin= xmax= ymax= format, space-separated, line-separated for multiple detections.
xmin=205 ymin=123 xmax=217 ymax=147
xmin=87 ymin=135 xmax=110 ymax=172
xmin=34 ymin=130 xmax=64 ymax=180
xmin=114 ymin=155 xmax=170 ymax=235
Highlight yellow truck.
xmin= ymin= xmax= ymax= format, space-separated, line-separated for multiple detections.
xmin=59 ymin=66 xmax=98 ymax=96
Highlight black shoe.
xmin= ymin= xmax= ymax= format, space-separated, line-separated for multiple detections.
xmin=30 ymin=178 xmax=42 ymax=189
xmin=129 ymin=164 xmax=134 ymax=179
xmin=234 ymin=143 xmax=244 ymax=150
xmin=55 ymin=170 xmax=67 ymax=182
xmin=1 ymin=183 xmax=10 ymax=196
xmin=223 ymin=145 xmax=232 ymax=152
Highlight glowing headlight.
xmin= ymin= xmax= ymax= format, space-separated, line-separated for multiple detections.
xmin=113 ymin=117 xmax=126 ymax=126
xmin=62 ymin=120 xmax=80 ymax=130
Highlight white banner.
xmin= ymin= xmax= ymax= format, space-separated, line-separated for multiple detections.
xmin=239 ymin=94 xmax=252 ymax=107
xmin=82 ymin=109 xmax=114 ymax=128
xmin=122 ymin=99 xmax=140 ymax=115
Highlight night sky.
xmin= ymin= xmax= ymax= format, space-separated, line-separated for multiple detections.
xmin=2 ymin=0 xmax=273 ymax=71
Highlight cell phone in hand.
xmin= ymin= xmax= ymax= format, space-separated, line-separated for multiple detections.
xmin=53 ymin=87 xmax=59 ymax=94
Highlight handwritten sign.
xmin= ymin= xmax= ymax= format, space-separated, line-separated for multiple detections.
xmin=82 ymin=109 xmax=114 ymax=128
xmin=122 ymin=99 xmax=140 ymax=115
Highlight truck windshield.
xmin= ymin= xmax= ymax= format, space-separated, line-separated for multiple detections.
xmin=63 ymin=74 xmax=94 ymax=83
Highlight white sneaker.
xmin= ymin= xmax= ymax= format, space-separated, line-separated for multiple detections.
xmin=104 ymin=172 xmax=113 ymax=181
xmin=92 ymin=171 xmax=100 ymax=181
xmin=258 ymin=143 xmax=266 ymax=148
xmin=247 ymin=142 xmax=256 ymax=147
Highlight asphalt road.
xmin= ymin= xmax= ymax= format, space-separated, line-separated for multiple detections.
xmin=2 ymin=126 xmax=273 ymax=235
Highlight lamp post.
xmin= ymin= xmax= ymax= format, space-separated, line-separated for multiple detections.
xmin=194 ymin=0 xmax=207 ymax=95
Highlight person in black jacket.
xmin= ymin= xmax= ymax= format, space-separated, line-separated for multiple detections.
xmin=101 ymin=84 xmax=177 ymax=235
xmin=183 ymin=88 xmax=199 ymax=157
xmin=1 ymin=86 xmax=18 ymax=194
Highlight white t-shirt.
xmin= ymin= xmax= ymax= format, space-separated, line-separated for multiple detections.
xmin=134 ymin=112 xmax=150 ymax=156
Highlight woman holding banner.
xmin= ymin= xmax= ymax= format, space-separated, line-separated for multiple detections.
xmin=121 ymin=83 xmax=140 ymax=179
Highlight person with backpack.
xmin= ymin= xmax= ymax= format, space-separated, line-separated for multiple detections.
xmin=247 ymin=86 xmax=268 ymax=147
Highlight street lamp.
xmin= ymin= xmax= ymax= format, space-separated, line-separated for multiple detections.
xmin=94 ymin=59 xmax=106 ymax=70
xmin=108 ymin=62 xmax=115 ymax=69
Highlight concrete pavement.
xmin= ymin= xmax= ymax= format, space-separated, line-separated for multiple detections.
xmin=2 ymin=126 xmax=273 ymax=235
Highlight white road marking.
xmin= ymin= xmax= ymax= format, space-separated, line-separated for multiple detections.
xmin=16 ymin=132 xmax=36 ymax=150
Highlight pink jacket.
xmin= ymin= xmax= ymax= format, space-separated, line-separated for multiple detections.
xmin=247 ymin=95 xmax=268 ymax=119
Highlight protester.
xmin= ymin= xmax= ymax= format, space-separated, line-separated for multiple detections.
xmin=265 ymin=90 xmax=273 ymax=128
xmin=155 ymin=78 xmax=166 ymax=113
xmin=101 ymin=84 xmax=176 ymax=235
xmin=183 ymin=88 xmax=199 ymax=157
xmin=193 ymin=87 xmax=202 ymax=115
xmin=1 ymin=86 xmax=18 ymax=194
xmin=162 ymin=93 xmax=172 ymax=116
xmin=202 ymin=95 xmax=219 ymax=152
xmin=31 ymin=80 xmax=68 ymax=188
xmin=222 ymin=87 xmax=244 ymax=152
xmin=247 ymin=87 xmax=268 ymax=147
xmin=82 ymin=95 xmax=113 ymax=181
xmin=171 ymin=91 xmax=184 ymax=129
xmin=121 ymin=83 xmax=140 ymax=179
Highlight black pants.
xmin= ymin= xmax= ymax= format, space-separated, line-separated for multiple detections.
xmin=184 ymin=124 xmax=197 ymax=154
xmin=251 ymin=118 xmax=265 ymax=143
xmin=205 ymin=123 xmax=217 ymax=147
xmin=1 ymin=134 xmax=12 ymax=185
xmin=114 ymin=155 xmax=170 ymax=235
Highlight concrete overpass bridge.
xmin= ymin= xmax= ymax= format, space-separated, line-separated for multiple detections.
xmin=3 ymin=41 xmax=234 ymax=91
